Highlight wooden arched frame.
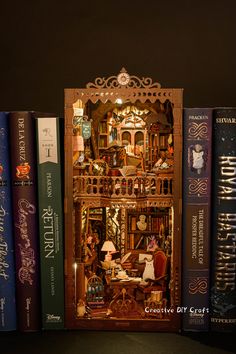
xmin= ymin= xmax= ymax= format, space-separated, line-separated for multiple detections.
xmin=64 ymin=69 xmax=183 ymax=331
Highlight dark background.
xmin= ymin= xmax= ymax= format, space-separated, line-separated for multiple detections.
xmin=0 ymin=0 xmax=236 ymax=117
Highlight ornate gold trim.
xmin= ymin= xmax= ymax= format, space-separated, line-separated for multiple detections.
xmin=86 ymin=67 xmax=161 ymax=89
xmin=188 ymin=178 xmax=208 ymax=196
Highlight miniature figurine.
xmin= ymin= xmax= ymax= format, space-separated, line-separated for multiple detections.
xmin=147 ymin=235 xmax=159 ymax=252
xmin=142 ymin=258 xmax=155 ymax=281
xmin=77 ymin=299 xmax=86 ymax=317
xmin=137 ymin=214 xmax=147 ymax=231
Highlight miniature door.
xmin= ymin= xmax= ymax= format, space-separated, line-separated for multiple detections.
xmin=64 ymin=68 xmax=183 ymax=331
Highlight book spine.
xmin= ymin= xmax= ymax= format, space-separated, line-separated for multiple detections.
xmin=182 ymin=108 xmax=212 ymax=331
xmin=36 ymin=117 xmax=64 ymax=329
xmin=210 ymin=108 xmax=236 ymax=332
xmin=9 ymin=111 xmax=40 ymax=331
xmin=0 ymin=112 xmax=17 ymax=331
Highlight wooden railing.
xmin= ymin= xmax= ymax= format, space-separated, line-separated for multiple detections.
xmin=73 ymin=175 xmax=173 ymax=201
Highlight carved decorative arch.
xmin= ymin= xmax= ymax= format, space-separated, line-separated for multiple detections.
xmin=65 ymin=68 xmax=182 ymax=108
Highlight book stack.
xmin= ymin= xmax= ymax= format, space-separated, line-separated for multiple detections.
xmin=0 ymin=111 xmax=64 ymax=332
xmin=0 ymin=104 xmax=235 ymax=334
xmin=182 ymin=107 xmax=236 ymax=332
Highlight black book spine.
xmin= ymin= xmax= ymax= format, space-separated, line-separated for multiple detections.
xmin=210 ymin=108 xmax=236 ymax=332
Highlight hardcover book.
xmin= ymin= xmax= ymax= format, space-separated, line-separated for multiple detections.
xmin=0 ymin=112 xmax=17 ymax=331
xmin=36 ymin=117 xmax=64 ymax=329
xmin=182 ymin=108 xmax=212 ymax=331
xmin=9 ymin=111 xmax=41 ymax=331
xmin=210 ymin=107 xmax=236 ymax=332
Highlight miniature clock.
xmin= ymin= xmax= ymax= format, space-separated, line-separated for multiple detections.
xmin=117 ymin=71 xmax=130 ymax=86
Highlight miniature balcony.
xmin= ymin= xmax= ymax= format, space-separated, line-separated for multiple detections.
xmin=73 ymin=175 xmax=173 ymax=207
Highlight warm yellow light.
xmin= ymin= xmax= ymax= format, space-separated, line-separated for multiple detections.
xmin=101 ymin=240 xmax=116 ymax=252
xmin=115 ymin=98 xmax=123 ymax=104
xmin=73 ymin=262 xmax=78 ymax=270
xmin=101 ymin=240 xmax=116 ymax=262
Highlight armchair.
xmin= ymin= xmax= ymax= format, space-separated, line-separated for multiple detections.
xmin=138 ymin=250 xmax=169 ymax=299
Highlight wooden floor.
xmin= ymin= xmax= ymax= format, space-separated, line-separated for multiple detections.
xmin=0 ymin=331 xmax=235 ymax=354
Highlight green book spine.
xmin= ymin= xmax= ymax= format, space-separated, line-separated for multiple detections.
xmin=36 ymin=117 xmax=64 ymax=329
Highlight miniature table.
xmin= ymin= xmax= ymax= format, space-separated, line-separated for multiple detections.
xmin=106 ymin=277 xmax=142 ymax=318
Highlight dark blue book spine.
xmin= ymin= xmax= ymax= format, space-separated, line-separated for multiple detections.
xmin=182 ymin=108 xmax=212 ymax=331
xmin=0 ymin=112 xmax=17 ymax=331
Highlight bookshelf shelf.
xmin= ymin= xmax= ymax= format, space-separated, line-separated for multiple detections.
xmin=126 ymin=208 xmax=170 ymax=252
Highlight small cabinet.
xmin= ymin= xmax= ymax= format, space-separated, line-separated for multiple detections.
xmin=98 ymin=119 xmax=108 ymax=152
xmin=148 ymin=125 xmax=172 ymax=169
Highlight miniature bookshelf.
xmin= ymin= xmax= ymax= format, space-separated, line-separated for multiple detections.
xmin=64 ymin=68 xmax=183 ymax=331
xmin=126 ymin=208 xmax=171 ymax=252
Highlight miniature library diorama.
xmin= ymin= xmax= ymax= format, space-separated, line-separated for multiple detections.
xmin=64 ymin=69 xmax=183 ymax=331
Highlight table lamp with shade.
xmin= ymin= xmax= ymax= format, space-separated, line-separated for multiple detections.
xmin=101 ymin=240 xmax=116 ymax=261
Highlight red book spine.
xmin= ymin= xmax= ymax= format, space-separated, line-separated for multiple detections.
xmin=9 ymin=111 xmax=40 ymax=331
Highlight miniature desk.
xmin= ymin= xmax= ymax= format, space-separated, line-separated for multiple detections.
xmin=106 ymin=278 xmax=141 ymax=318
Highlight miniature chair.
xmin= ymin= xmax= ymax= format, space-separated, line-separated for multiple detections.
xmin=138 ymin=250 xmax=169 ymax=298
